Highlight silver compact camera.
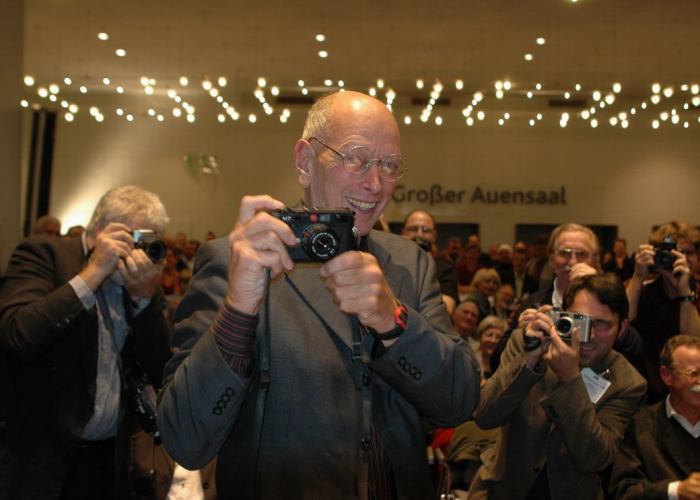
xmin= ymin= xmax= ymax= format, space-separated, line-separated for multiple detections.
xmin=132 ymin=229 xmax=167 ymax=263
xmin=551 ymin=311 xmax=592 ymax=343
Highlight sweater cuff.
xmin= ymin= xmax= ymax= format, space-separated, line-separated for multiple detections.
xmin=212 ymin=301 xmax=258 ymax=376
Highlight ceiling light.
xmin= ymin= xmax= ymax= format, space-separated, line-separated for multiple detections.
xmin=144 ymin=86 xmax=154 ymax=95
xmin=140 ymin=76 xmax=149 ymax=86
xmin=69 ymin=104 xmax=78 ymax=113
xmin=477 ymin=111 xmax=485 ymax=120
xmin=535 ymin=83 xmax=542 ymax=90
xmin=495 ymin=80 xmax=503 ymax=90
xmin=455 ymin=79 xmax=464 ymax=90
xmin=692 ymin=96 xmax=700 ymax=107
xmin=202 ymin=79 xmax=212 ymax=91
xmin=592 ymin=90 xmax=601 ymax=101
xmin=652 ymin=83 xmax=661 ymax=94
xmin=218 ymin=76 xmax=228 ymax=87
xmin=218 ymin=114 xmax=226 ymax=123
xmin=64 ymin=112 xmax=74 ymax=122
xmin=435 ymin=116 xmax=443 ymax=126
xmin=369 ymin=87 xmax=376 ymax=97
xmin=271 ymin=86 xmax=280 ymax=96
xmin=612 ymin=82 xmax=622 ymax=93
xmin=652 ymin=120 xmax=660 ymax=129
xmin=179 ymin=76 xmax=188 ymax=87
xmin=416 ymin=79 xmax=424 ymax=89
xmin=115 ymin=49 xmax=126 ymax=57
xmin=590 ymin=118 xmax=598 ymax=128
xmin=157 ymin=115 xmax=164 ymax=122
xmin=209 ymin=88 xmax=219 ymax=97
xmin=575 ymin=83 xmax=582 ymax=91
xmin=318 ymin=50 xmax=328 ymax=58
xmin=24 ymin=75 xmax=35 ymax=86
xmin=527 ymin=91 xmax=533 ymax=98
xmin=498 ymin=118 xmax=505 ymax=126
xmin=663 ymin=86 xmax=674 ymax=98
xmin=116 ymin=86 xmax=124 ymax=94
xmin=256 ymin=77 xmax=266 ymax=88
xmin=116 ymin=108 xmax=124 ymax=116
xmin=337 ymin=80 xmax=344 ymax=88
xmin=604 ymin=93 xmax=615 ymax=105
xmin=609 ymin=117 xmax=618 ymax=126
xmin=691 ymin=83 xmax=700 ymax=94
xmin=524 ymin=53 xmax=533 ymax=61
xmin=536 ymin=113 xmax=543 ymax=120
xmin=404 ymin=116 xmax=412 ymax=125
xmin=315 ymin=34 xmax=326 ymax=42
xmin=248 ymin=113 xmax=256 ymax=123
xmin=126 ymin=114 xmax=134 ymax=122
xmin=529 ymin=119 xmax=536 ymax=126
xmin=186 ymin=114 xmax=195 ymax=123
xmin=564 ymin=91 xmax=570 ymax=99
xmin=650 ymin=94 xmax=661 ymax=104
xmin=377 ymin=79 xmax=385 ymax=89
xmin=324 ymin=79 xmax=333 ymax=86
xmin=172 ymin=108 xmax=182 ymax=117
xmin=20 ymin=99 xmax=29 ymax=108
xmin=97 ymin=32 xmax=109 ymax=41
xmin=102 ymin=77 xmax=110 ymax=85
xmin=536 ymin=37 xmax=546 ymax=45
xmin=48 ymin=83 xmax=59 ymax=94
xmin=37 ymin=87 xmax=48 ymax=98
xmin=298 ymin=80 xmax=304 ymax=87
xmin=301 ymin=88 xmax=308 ymax=95
xmin=64 ymin=77 xmax=72 ymax=85
xmin=60 ymin=100 xmax=68 ymax=108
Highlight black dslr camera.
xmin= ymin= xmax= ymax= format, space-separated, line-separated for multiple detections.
xmin=132 ymin=229 xmax=167 ymax=263
xmin=651 ymin=236 xmax=677 ymax=272
xmin=270 ymin=208 xmax=357 ymax=262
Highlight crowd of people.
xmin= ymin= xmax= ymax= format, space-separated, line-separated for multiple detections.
xmin=0 ymin=90 xmax=698 ymax=500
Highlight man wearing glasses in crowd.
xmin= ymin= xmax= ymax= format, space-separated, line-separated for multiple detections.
xmin=157 ymin=91 xmax=480 ymax=499
xmin=627 ymin=221 xmax=700 ymax=402
xmin=611 ymin=334 xmax=700 ymax=499
xmin=470 ymin=274 xmax=647 ymax=499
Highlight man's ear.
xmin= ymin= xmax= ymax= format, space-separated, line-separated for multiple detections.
xmin=659 ymin=364 xmax=674 ymax=387
xmin=617 ymin=318 xmax=630 ymax=339
xmin=294 ymin=139 xmax=313 ymax=189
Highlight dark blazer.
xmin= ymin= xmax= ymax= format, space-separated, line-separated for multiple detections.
xmin=610 ymin=401 xmax=700 ymax=499
xmin=469 ymin=330 xmax=647 ymax=500
xmin=157 ymin=230 xmax=480 ymax=500
xmin=0 ymin=235 xmax=170 ymax=500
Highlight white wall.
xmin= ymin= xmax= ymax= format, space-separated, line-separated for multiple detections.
xmin=47 ymin=96 xmax=699 ymax=250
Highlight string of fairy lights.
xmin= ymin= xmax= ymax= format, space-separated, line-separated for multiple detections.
xmin=19 ymin=30 xmax=700 ymax=131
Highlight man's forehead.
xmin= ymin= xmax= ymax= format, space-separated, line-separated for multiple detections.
xmin=405 ymin=212 xmax=434 ymax=228
xmin=557 ymin=230 xmax=594 ymax=248
xmin=570 ymin=290 xmax=617 ymax=319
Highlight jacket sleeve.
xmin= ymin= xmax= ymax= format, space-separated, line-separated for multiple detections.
xmin=0 ymin=238 xmax=86 ymax=362
xmin=366 ymin=244 xmax=481 ymax=428
xmin=474 ymin=329 xmax=546 ymax=429
xmin=609 ymin=412 xmax=671 ymax=500
xmin=157 ymin=240 xmax=254 ymax=469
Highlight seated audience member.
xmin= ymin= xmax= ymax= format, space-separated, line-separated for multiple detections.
xmin=468 ymin=234 xmax=493 ymax=268
xmin=0 ymin=185 xmax=171 ymax=499
xmin=66 ymin=225 xmax=85 ymax=238
xmin=610 ymin=335 xmax=700 ymax=500
xmin=470 ymin=274 xmax=647 ymax=500
xmin=453 ymin=300 xmax=481 ymax=352
xmin=494 ymin=243 xmax=515 ymax=287
xmin=494 ymin=283 xmax=516 ymax=322
xmin=442 ymin=236 xmax=463 ymax=266
xmin=401 ymin=209 xmax=459 ymax=312
xmin=513 ymin=241 xmax=538 ymax=299
xmin=525 ymin=235 xmax=549 ymax=292
xmin=31 ymin=214 xmax=61 ymax=237
xmin=627 ymin=221 xmax=700 ymax=402
xmin=456 ymin=240 xmax=485 ymax=294
xmin=475 ymin=316 xmax=507 ymax=380
xmin=463 ymin=268 xmax=500 ymax=321
xmin=603 ymin=238 xmax=635 ymax=284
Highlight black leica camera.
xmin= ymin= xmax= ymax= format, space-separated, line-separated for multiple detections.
xmin=551 ymin=311 xmax=593 ymax=343
xmin=651 ymin=236 xmax=677 ymax=272
xmin=132 ymin=229 xmax=167 ymax=263
xmin=411 ymin=236 xmax=433 ymax=253
xmin=270 ymin=208 xmax=357 ymax=262
xmin=124 ymin=368 xmax=160 ymax=444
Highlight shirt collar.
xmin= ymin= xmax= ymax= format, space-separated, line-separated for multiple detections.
xmin=665 ymin=395 xmax=700 ymax=438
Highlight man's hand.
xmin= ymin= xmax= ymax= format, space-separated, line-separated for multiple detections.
xmin=661 ymin=249 xmax=693 ymax=296
xmin=568 ymin=262 xmax=597 ymax=281
xmin=679 ymin=472 xmax=700 ymax=500
xmin=80 ymin=222 xmax=133 ymax=292
xmin=225 ymin=195 xmax=297 ymax=315
xmin=518 ymin=304 xmax=553 ymax=330
xmin=523 ymin=311 xmax=553 ymax=369
xmin=632 ymin=244 xmax=654 ymax=280
xmin=544 ymin=324 xmax=581 ymax=382
xmin=119 ymin=248 xmax=164 ymax=302
xmin=319 ymin=251 xmax=397 ymax=333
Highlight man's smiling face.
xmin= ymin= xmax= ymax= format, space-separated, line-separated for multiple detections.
xmin=298 ymin=92 xmax=401 ymax=236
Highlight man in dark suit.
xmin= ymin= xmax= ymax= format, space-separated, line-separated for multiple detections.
xmin=157 ymin=91 xmax=480 ymax=499
xmin=470 ymin=274 xmax=647 ymax=500
xmin=611 ymin=335 xmax=700 ymax=499
xmin=0 ymin=185 xmax=171 ymax=499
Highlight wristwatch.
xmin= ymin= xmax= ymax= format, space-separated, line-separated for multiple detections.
xmin=368 ymin=301 xmax=408 ymax=340
xmin=677 ymin=292 xmax=697 ymax=303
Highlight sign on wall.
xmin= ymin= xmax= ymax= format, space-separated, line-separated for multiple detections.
xmin=391 ymin=184 xmax=567 ymax=206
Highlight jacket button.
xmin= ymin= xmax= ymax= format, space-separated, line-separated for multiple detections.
xmin=399 ymin=357 xmax=407 ymax=367
xmin=213 ymin=407 xmax=223 ymax=416
xmin=360 ymin=438 xmax=371 ymax=450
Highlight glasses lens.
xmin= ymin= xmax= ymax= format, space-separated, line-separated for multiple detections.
xmin=342 ymin=148 xmax=367 ymax=174
xmin=379 ymin=156 xmax=404 ymax=180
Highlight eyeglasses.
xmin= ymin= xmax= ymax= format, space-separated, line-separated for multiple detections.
xmin=555 ymin=248 xmax=591 ymax=261
xmin=404 ymin=225 xmax=434 ymax=235
xmin=308 ymin=137 xmax=406 ymax=182
xmin=672 ymin=366 xmax=700 ymax=381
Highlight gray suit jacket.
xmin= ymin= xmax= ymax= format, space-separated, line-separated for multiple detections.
xmin=157 ymin=230 xmax=480 ymax=499
xmin=610 ymin=401 xmax=700 ymax=499
xmin=469 ymin=329 xmax=647 ymax=500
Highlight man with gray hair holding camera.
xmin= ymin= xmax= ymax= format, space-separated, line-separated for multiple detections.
xmin=469 ymin=274 xmax=647 ymax=500
xmin=0 ymin=185 xmax=171 ymax=499
xmin=157 ymin=91 xmax=480 ymax=500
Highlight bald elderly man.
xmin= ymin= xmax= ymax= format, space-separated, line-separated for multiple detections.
xmin=157 ymin=91 xmax=480 ymax=500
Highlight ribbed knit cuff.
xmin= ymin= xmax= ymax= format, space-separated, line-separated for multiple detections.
xmin=212 ymin=301 xmax=258 ymax=376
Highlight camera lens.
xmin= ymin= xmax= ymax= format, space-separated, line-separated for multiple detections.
xmin=555 ymin=316 xmax=574 ymax=338
xmin=146 ymin=241 xmax=167 ymax=263
xmin=301 ymin=224 xmax=340 ymax=261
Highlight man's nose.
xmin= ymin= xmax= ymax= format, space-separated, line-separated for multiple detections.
xmin=360 ymin=160 xmax=383 ymax=192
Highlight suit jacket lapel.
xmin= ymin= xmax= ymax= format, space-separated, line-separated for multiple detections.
xmin=658 ymin=404 xmax=700 ymax=474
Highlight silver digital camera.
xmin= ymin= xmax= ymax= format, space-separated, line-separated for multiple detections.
xmin=551 ymin=311 xmax=592 ymax=343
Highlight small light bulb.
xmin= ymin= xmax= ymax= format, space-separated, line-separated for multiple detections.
xmin=115 ymin=49 xmax=126 ymax=57
xmin=24 ymin=75 xmax=35 ymax=86
xmin=179 ymin=76 xmax=189 ymax=87
xmin=416 ymin=79 xmax=424 ymax=89
xmin=315 ymin=34 xmax=325 ymax=42
xmin=218 ymin=76 xmax=228 ymax=87
xmin=536 ymin=37 xmax=546 ymax=45
xmin=97 ymin=32 xmax=109 ymax=41
xmin=318 ymin=50 xmax=328 ymax=58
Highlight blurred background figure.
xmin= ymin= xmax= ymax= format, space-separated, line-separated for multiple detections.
xmin=31 ymin=214 xmax=61 ymax=237
xmin=66 ymin=225 xmax=85 ymax=238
